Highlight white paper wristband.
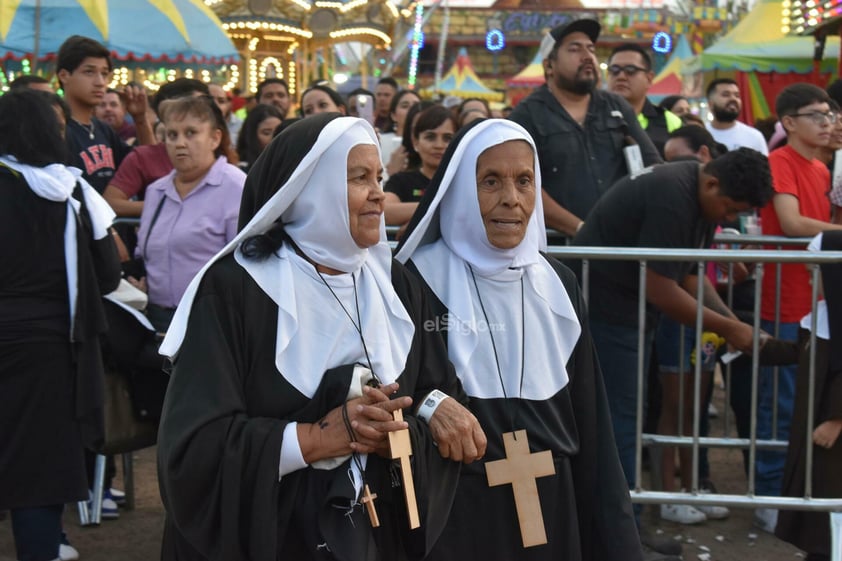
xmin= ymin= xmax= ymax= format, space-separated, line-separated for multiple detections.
xmin=416 ymin=389 xmax=450 ymax=424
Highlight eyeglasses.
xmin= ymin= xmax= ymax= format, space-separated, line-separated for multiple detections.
xmin=607 ymin=64 xmax=648 ymax=77
xmin=790 ymin=111 xmax=838 ymax=125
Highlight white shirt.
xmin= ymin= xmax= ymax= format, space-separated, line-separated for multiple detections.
xmin=706 ymin=121 xmax=769 ymax=155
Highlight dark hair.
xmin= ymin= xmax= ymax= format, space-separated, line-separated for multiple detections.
xmin=706 ymin=78 xmax=738 ymax=99
xmin=152 ymin=78 xmax=209 ymax=114
xmin=0 ymin=89 xmax=68 ymax=166
xmin=9 ymin=75 xmax=50 ymax=90
xmin=827 ymin=79 xmax=842 ymax=107
xmin=775 ymin=82 xmax=831 ymax=118
xmin=681 ymin=113 xmax=706 ymax=127
xmin=300 ymin=84 xmax=347 ymax=115
xmin=401 ymin=100 xmax=435 ymax=169
xmin=237 ymin=103 xmax=285 ymax=165
xmin=659 ymin=95 xmax=688 ymax=113
xmin=608 ymin=43 xmax=652 ymax=70
xmin=382 ymin=89 xmax=421 ymax=133
xmin=257 ymin=78 xmax=290 ymax=101
xmin=456 ymin=97 xmax=491 ymax=128
xmin=348 ymin=87 xmax=375 ymax=99
xmin=668 ymin=126 xmax=726 ymax=159
xmin=48 ymin=92 xmax=72 ymax=124
xmin=703 ymin=147 xmax=773 ymax=207
xmin=377 ymin=77 xmax=399 ymax=90
xmin=159 ymin=96 xmax=237 ymax=162
xmin=56 ymin=35 xmax=112 ymax=77
xmin=273 ymin=117 xmax=301 ymax=137
xmin=753 ymin=116 xmax=779 ymax=143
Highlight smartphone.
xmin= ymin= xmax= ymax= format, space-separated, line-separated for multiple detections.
xmin=357 ymin=94 xmax=375 ymax=126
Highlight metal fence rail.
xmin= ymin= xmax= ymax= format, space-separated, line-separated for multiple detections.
xmin=545 ymin=242 xmax=842 ymax=520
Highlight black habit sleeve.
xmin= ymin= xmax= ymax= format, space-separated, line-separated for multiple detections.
xmin=543 ymin=256 xmax=643 ymax=561
xmin=157 ymin=255 xmax=461 ymax=561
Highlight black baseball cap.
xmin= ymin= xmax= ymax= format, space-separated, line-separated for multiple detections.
xmin=549 ymin=18 xmax=601 ymax=45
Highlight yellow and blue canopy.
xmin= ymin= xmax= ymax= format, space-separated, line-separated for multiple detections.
xmin=1 ymin=0 xmax=238 ymax=64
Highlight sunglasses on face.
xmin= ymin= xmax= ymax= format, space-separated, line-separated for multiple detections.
xmin=607 ymin=64 xmax=648 ymax=77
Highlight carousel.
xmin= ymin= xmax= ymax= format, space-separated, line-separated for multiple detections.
xmin=208 ymin=0 xmax=414 ymax=97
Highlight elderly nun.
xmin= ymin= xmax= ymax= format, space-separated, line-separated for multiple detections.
xmin=395 ymin=119 xmax=641 ymax=561
xmin=157 ymin=114 xmax=482 ymax=561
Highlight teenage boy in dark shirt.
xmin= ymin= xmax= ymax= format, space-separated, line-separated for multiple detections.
xmin=56 ymin=35 xmax=153 ymax=195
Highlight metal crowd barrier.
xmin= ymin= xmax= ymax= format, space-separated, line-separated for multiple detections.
xmin=545 ymin=239 xmax=842 ymax=539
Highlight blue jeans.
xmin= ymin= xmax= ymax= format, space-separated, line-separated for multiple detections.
xmin=590 ymin=320 xmax=653 ymax=520
xmin=11 ymin=505 xmax=63 ymax=561
xmin=756 ymin=320 xmax=799 ymax=496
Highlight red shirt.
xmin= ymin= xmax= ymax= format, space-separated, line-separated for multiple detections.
xmin=760 ymin=145 xmax=831 ymax=322
xmin=109 ymin=143 xmax=172 ymax=200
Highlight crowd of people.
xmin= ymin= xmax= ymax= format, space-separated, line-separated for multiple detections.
xmin=1 ymin=18 xmax=841 ymax=561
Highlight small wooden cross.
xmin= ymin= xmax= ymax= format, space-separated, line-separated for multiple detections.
xmin=360 ymin=484 xmax=380 ymax=527
xmin=387 ymin=408 xmax=420 ymax=529
xmin=485 ymin=429 xmax=555 ymax=547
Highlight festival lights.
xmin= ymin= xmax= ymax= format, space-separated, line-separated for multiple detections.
xmin=652 ymin=31 xmax=672 ymax=53
xmin=329 ymin=27 xmax=391 ymax=45
xmin=782 ymin=0 xmax=842 ymax=34
xmin=407 ymin=2 xmax=424 ymax=88
xmin=223 ymin=21 xmax=313 ymax=39
xmin=259 ymin=57 xmax=284 ymax=82
xmin=486 ymin=29 xmax=505 ymax=51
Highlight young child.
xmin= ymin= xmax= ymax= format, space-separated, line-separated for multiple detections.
xmin=776 ymin=231 xmax=842 ymax=561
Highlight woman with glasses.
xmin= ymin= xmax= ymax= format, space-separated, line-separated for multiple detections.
xmin=130 ymin=96 xmax=245 ymax=331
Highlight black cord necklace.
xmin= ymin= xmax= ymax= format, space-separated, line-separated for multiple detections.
xmin=316 ymin=270 xmax=381 ymax=387
xmin=72 ymin=118 xmax=95 ymax=140
xmin=316 ymin=267 xmax=384 ymax=526
xmin=468 ymin=265 xmax=526 ymax=435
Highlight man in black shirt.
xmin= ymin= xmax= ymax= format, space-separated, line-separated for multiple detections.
xmin=568 ymin=149 xmax=773 ymax=530
xmin=509 ymin=18 xmax=661 ymax=237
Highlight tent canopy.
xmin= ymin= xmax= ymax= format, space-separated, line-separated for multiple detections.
xmin=700 ymin=0 xmax=839 ymax=73
xmin=507 ymin=47 xmax=545 ymax=88
xmin=0 ymin=0 xmax=238 ymax=64
xmin=424 ymin=47 xmax=503 ymax=102
xmin=649 ymin=35 xmax=694 ymax=97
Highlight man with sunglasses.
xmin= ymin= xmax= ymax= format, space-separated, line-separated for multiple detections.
xmin=509 ymin=18 xmax=660 ymax=238
xmin=606 ymin=44 xmax=683 ymax=157
xmin=754 ymin=83 xmax=842 ymax=533
xmin=705 ymin=78 xmax=769 ymax=155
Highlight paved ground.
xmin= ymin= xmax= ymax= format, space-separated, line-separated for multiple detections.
xmin=0 ymin=384 xmax=813 ymax=560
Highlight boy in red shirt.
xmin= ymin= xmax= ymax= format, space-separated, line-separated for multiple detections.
xmin=755 ymin=83 xmax=842 ymax=531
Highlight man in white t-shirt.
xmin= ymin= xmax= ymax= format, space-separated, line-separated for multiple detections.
xmin=705 ymin=78 xmax=769 ymax=155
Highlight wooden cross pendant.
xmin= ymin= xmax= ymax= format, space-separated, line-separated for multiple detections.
xmin=485 ymin=429 xmax=555 ymax=547
xmin=360 ymin=484 xmax=380 ymax=527
xmin=387 ymin=408 xmax=420 ymax=529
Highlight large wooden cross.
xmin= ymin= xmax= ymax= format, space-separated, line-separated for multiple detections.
xmin=485 ymin=429 xmax=555 ymax=547
xmin=388 ymin=408 xmax=420 ymax=528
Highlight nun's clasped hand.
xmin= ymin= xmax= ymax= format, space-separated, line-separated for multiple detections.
xmin=298 ymin=383 xmax=411 ymax=463
xmin=349 ymin=383 xmax=413 ymax=456
xmin=427 ymin=398 xmax=486 ymax=464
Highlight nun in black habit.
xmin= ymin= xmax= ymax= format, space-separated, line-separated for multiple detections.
xmin=775 ymin=231 xmax=842 ymax=560
xmin=395 ymin=119 xmax=642 ymax=561
xmin=157 ymin=114 xmax=475 ymax=560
